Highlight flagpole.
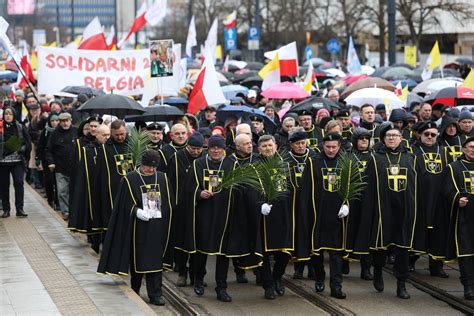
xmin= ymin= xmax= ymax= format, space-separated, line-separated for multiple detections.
xmin=11 ymin=56 xmax=40 ymax=104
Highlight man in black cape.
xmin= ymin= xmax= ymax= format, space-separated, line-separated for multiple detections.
xmin=68 ymin=124 xmax=110 ymax=253
xmin=178 ymin=135 xmax=237 ymax=302
xmin=253 ymin=135 xmax=293 ymax=300
xmin=300 ymin=133 xmax=349 ymax=299
xmin=352 ymin=123 xmax=418 ymax=299
xmin=96 ymin=120 xmax=133 ymax=229
xmin=284 ymin=128 xmax=318 ymax=280
xmin=167 ymin=132 xmax=204 ymax=287
xmin=345 ymin=127 xmax=374 ymax=281
xmin=157 ymin=123 xmax=188 ymax=172
xmin=146 ymin=122 xmax=164 ymax=151
xmin=439 ymin=115 xmax=465 ymax=164
xmin=359 ymin=104 xmax=381 ymax=148
xmin=410 ymin=122 xmax=449 ymax=277
xmin=298 ymin=109 xmax=324 ymax=151
xmin=97 ymin=150 xmax=174 ymax=306
xmin=442 ymin=136 xmax=474 ymax=300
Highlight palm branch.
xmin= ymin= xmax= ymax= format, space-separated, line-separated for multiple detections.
xmin=3 ymin=135 xmax=22 ymax=152
xmin=126 ymin=128 xmax=151 ymax=167
xmin=337 ymin=152 xmax=366 ymax=203
xmin=218 ymin=163 xmax=262 ymax=191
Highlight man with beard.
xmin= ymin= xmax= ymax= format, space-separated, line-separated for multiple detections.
xmin=359 ymin=104 xmax=381 ymax=148
xmin=168 ymin=132 xmax=205 ymax=287
xmin=298 ymin=109 xmax=323 ymax=151
xmin=146 ymin=122 xmax=164 ymax=151
xmin=254 ymin=135 xmax=293 ymax=300
xmin=179 ymin=135 xmax=237 ymax=302
xmin=285 ymin=128 xmax=318 ymax=281
xmin=157 ymin=123 xmax=188 ymax=172
xmin=346 ymin=128 xmax=374 ymax=281
xmin=96 ymin=120 xmax=133 ymax=229
xmin=443 ymin=136 xmax=474 ymax=300
xmin=353 ymin=123 xmax=417 ymax=299
xmin=98 ymin=150 xmax=173 ymax=306
xmin=300 ymin=133 xmax=348 ymax=299
xmin=68 ymin=124 xmax=110 ymax=253
xmin=409 ymin=122 xmax=449 ymax=277
xmin=439 ymin=115 xmax=466 ymax=164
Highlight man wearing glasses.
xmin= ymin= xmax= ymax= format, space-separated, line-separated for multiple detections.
xmin=410 ymin=122 xmax=449 ymax=277
xmin=352 ymin=123 xmax=417 ymax=299
xmin=443 ymin=136 xmax=474 ymax=300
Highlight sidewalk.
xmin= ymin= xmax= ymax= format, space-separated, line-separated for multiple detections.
xmin=0 ymin=185 xmax=158 ymax=315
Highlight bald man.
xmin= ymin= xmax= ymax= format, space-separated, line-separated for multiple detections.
xmin=227 ymin=124 xmax=256 ymax=156
xmin=95 ymin=125 xmax=110 ymax=145
xmin=157 ymin=123 xmax=188 ymax=172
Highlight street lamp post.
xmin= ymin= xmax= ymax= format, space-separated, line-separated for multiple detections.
xmin=388 ymin=0 xmax=396 ymax=65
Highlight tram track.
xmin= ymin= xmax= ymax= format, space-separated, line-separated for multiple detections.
xmin=283 ymin=275 xmax=356 ymax=316
xmin=383 ymin=267 xmax=474 ymax=315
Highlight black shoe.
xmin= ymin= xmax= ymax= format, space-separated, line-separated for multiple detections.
xmin=396 ymin=281 xmax=410 ymax=299
xmin=274 ymin=278 xmax=285 ymax=296
xmin=464 ymin=285 xmax=474 ymax=300
xmin=373 ymin=272 xmax=384 ymax=292
xmin=150 ymin=296 xmax=166 ymax=306
xmin=315 ymin=279 xmax=325 ymax=292
xmin=330 ymin=288 xmax=346 ymax=299
xmin=342 ymin=260 xmax=350 ymax=275
xmin=264 ymin=287 xmax=276 ymax=300
xmin=236 ymin=272 xmax=248 ymax=283
xmin=194 ymin=279 xmax=205 ymax=296
xmin=408 ymin=264 xmax=415 ymax=272
xmin=91 ymin=242 xmax=100 ymax=254
xmin=216 ymin=288 xmax=232 ymax=302
xmin=307 ymin=266 xmax=316 ymax=280
xmin=293 ymin=270 xmax=303 ymax=279
xmin=430 ymin=269 xmax=449 ymax=278
xmin=16 ymin=210 xmax=28 ymax=217
xmin=361 ymin=268 xmax=374 ymax=281
xmin=1 ymin=211 xmax=10 ymax=218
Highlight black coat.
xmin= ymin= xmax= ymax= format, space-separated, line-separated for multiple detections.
xmin=45 ymin=125 xmax=78 ymax=175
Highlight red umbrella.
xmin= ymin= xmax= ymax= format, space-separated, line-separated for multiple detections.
xmin=261 ymin=82 xmax=311 ymax=99
xmin=425 ymin=86 xmax=474 ymax=107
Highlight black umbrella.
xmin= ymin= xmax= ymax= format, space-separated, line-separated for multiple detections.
xmin=77 ymin=94 xmax=145 ymax=118
xmin=125 ymin=104 xmax=184 ymax=122
xmin=61 ymin=86 xmax=105 ymax=97
xmin=245 ymin=62 xmax=264 ymax=71
xmin=233 ymin=71 xmax=258 ymax=83
xmin=455 ymin=57 xmax=474 ymax=66
xmin=371 ymin=66 xmax=390 ymax=78
xmin=240 ymin=76 xmax=263 ymax=88
xmin=288 ymin=96 xmax=340 ymax=114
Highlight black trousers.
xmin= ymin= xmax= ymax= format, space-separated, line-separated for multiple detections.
xmin=175 ymin=250 xmax=195 ymax=278
xmin=459 ymin=256 xmax=474 ymax=287
xmin=0 ymin=163 xmax=24 ymax=212
xmin=373 ymin=247 xmax=409 ymax=281
xmin=312 ymin=251 xmax=343 ymax=290
xmin=261 ymin=252 xmax=290 ymax=289
xmin=232 ymin=257 xmax=245 ymax=275
xmin=194 ymin=253 xmax=229 ymax=289
xmin=360 ymin=254 xmax=372 ymax=270
xmin=130 ymin=271 xmax=163 ymax=300
xmin=43 ymin=167 xmax=58 ymax=206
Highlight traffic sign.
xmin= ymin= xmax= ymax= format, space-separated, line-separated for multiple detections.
xmin=224 ymin=28 xmax=237 ymax=51
xmin=327 ymin=38 xmax=341 ymax=54
xmin=248 ymin=27 xmax=260 ymax=41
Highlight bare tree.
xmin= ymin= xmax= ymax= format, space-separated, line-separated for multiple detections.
xmin=397 ymin=0 xmax=474 ymax=49
xmin=362 ymin=0 xmax=387 ymax=66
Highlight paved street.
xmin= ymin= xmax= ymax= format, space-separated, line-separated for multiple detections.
xmin=0 ymin=184 xmax=472 ymax=315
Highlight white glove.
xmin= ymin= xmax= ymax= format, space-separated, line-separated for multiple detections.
xmin=338 ymin=204 xmax=349 ymax=218
xmin=136 ymin=208 xmax=150 ymax=221
xmin=261 ymin=203 xmax=273 ymax=216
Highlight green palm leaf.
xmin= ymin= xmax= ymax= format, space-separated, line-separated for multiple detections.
xmin=218 ymin=163 xmax=262 ymax=191
xmin=126 ymin=128 xmax=151 ymax=167
xmin=337 ymin=152 xmax=367 ymax=203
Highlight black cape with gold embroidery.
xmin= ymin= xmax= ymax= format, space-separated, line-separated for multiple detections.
xmin=351 ymin=144 xmax=418 ymax=254
xmin=97 ymin=170 xmax=173 ymax=274
xmin=178 ymin=155 xmax=237 ymax=255
xmin=167 ymin=149 xmax=202 ymax=252
xmin=412 ymin=142 xmax=448 ymax=256
xmin=443 ymin=156 xmax=474 ymax=260
xmin=96 ymin=139 xmax=134 ymax=229
xmin=68 ymin=142 xmax=103 ymax=233
xmin=305 ymin=125 xmax=324 ymax=151
xmin=301 ymin=152 xmax=346 ymax=253
xmin=157 ymin=141 xmax=186 ymax=172
xmin=283 ymin=149 xmax=317 ymax=260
